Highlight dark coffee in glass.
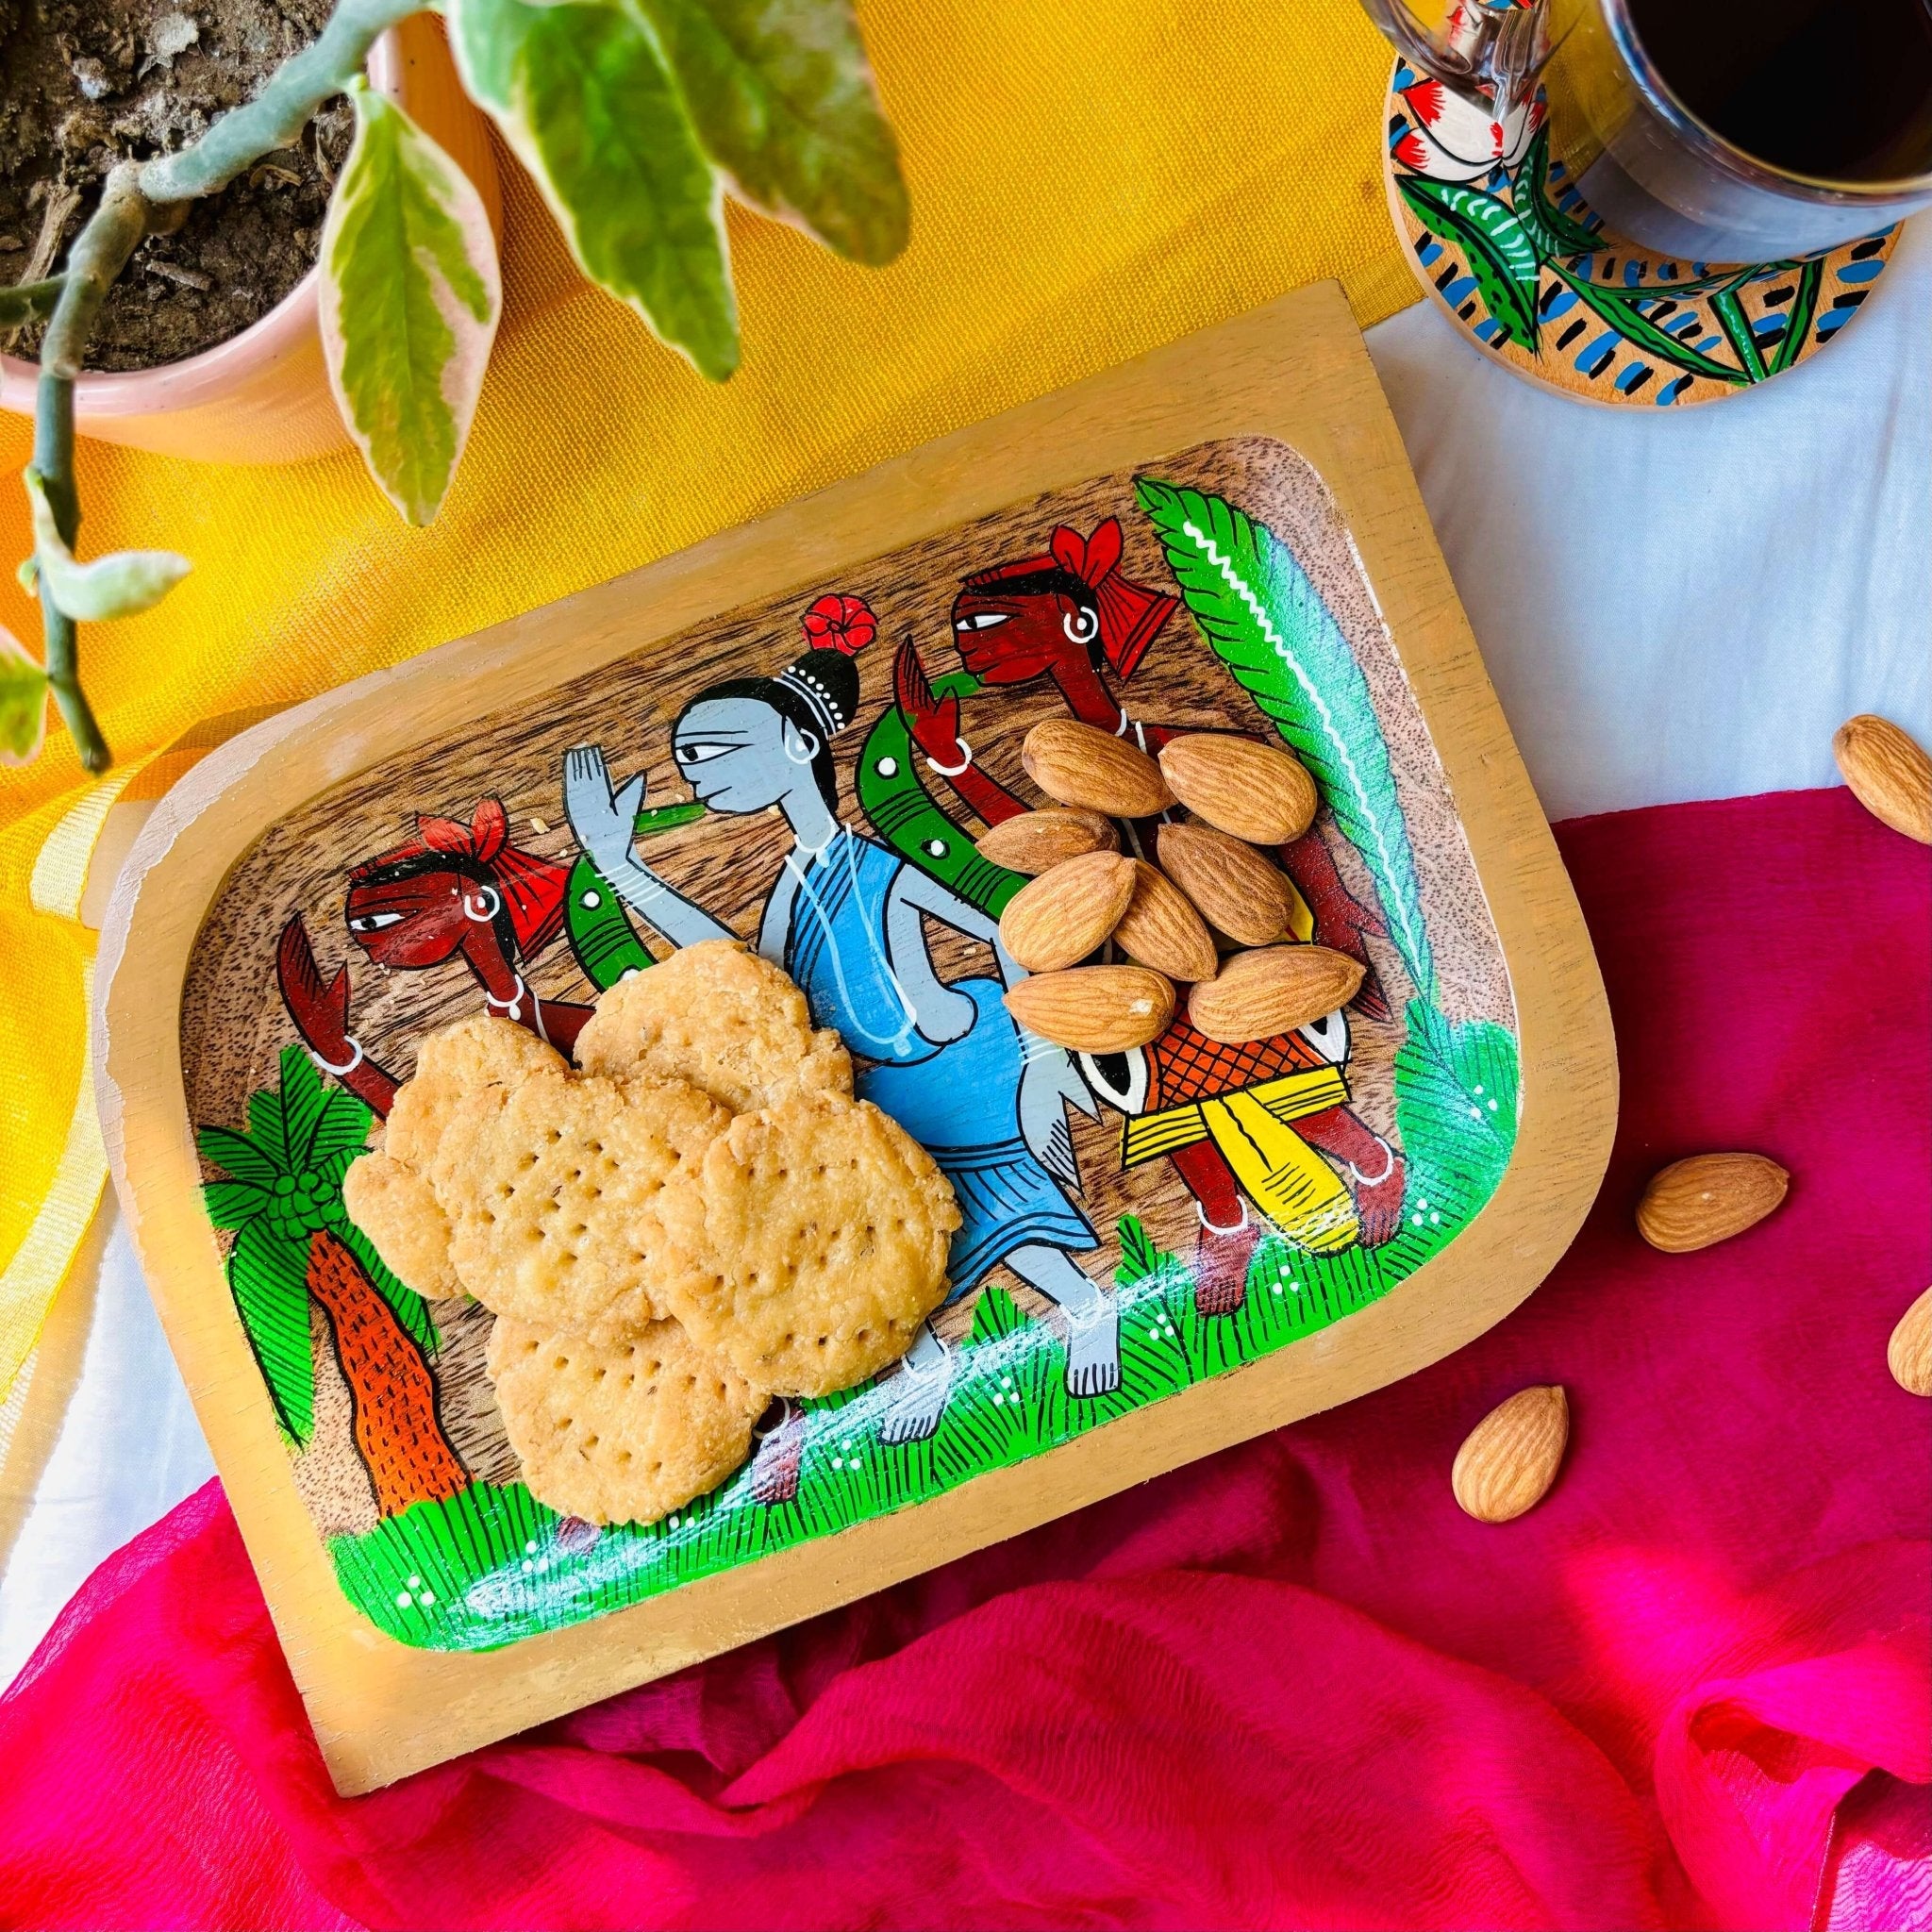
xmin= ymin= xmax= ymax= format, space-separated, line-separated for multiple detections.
xmin=1626 ymin=0 xmax=1932 ymax=182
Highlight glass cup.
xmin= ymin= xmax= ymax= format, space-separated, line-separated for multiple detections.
xmin=1358 ymin=0 xmax=1932 ymax=260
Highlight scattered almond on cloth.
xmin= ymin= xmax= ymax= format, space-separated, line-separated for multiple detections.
xmin=1834 ymin=713 xmax=1932 ymax=844
xmin=1453 ymin=1386 xmax=1569 ymax=1523
xmin=1636 ymin=1153 xmax=1789 ymax=1253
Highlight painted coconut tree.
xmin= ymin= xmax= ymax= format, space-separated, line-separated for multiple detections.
xmin=198 ymin=1044 xmax=468 ymax=1516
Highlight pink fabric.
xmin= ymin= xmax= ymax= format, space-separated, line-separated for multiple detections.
xmin=1 ymin=786 xmax=1926 ymax=1931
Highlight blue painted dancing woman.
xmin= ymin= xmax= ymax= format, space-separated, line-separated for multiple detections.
xmin=562 ymin=602 xmax=1114 ymax=1444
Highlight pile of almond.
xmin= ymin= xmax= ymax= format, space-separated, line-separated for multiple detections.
xmin=988 ymin=719 xmax=1364 ymax=1051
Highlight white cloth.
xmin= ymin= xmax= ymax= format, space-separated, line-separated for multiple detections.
xmin=2 ymin=216 xmax=1926 ymax=1691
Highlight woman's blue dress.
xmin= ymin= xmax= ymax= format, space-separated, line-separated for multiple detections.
xmin=781 ymin=827 xmax=1095 ymax=1297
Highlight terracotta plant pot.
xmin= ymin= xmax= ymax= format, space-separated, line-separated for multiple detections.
xmin=0 ymin=15 xmax=501 ymax=467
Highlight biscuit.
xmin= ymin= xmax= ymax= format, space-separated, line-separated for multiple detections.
xmin=434 ymin=1066 xmax=727 ymax=1342
xmin=486 ymin=1314 xmax=767 ymax=1525
xmin=385 ymin=1014 xmax=566 ymax=1173
xmin=575 ymin=940 xmax=853 ymax=1114
xmin=341 ymin=1151 xmax=460 ymax=1299
xmin=656 ymin=1090 xmax=959 ymax=1396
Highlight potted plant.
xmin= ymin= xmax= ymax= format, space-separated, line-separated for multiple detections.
xmin=0 ymin=0 xmax=909 ymax=774
xmin=0 ymin=12 xmax=501 ymax=465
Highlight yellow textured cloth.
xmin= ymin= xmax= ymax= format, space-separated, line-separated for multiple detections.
xmin=0 ymin=0 xmax=1413 ymax=1403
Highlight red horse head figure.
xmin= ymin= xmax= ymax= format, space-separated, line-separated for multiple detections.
xmin=950 ymin=517 xmax=1177 ymax=689
xmin=343 ymin=798 xmax=569 ymax=972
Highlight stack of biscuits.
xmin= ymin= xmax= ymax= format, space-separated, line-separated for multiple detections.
xmin=342 ymin=941 xmax=960 ymax=1525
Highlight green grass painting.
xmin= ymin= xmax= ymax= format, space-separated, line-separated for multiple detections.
xmin=326 ymin=991 xmax=1518 ymax=1650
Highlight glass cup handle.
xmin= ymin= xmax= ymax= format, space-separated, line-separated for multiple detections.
xmin=1357 ymin=0 xmax=1480 ymax=82
xmin=1358 ymin=0 xmax=1548 ymax=112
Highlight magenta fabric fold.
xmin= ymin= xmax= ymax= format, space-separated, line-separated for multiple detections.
xmin=1 ymin=785 xmax=1925 ymax=1931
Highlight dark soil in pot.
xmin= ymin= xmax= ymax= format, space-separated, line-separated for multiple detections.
xmin=0 ymin=0 xmax=351 ymax=371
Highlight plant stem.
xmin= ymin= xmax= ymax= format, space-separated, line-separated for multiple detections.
xmin=141 ymin=0 xmax=423 ymax=204
xmin=32 ymin=375 xmax=108 ymax=774
xmin=24 ymin=0 xmax=424 ymax=774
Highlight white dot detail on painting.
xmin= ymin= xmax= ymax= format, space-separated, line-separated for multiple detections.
xmin=924 ymin=839 xmax=947 ymax=858
xmin=407 ymin=1574 xmax=422 ymax=1589
xmin=1002 ymin=1375 xmax=1013 ymax=1388
xmin=580 ymin=889 xmax=601 ymax=908
xmin=1412 ymin=1213 xmax=1424 ymax=1226
xmin=1489 ymin=1099 xmax=1499 ymax=1111
xmin=417 ymin=1592 xmax=434 ymax=1607
xmin=1474 ymin=1085 xmax=1484 ymax=1095
xmin=1431 ymin=1212 xmax=1441 ymax=1224
xmin=1272 ymin=1283 xmax=1283 ymax=1295
xmin=875 ymin=757 xmax=898 ymax=777
xmin=525 ymin=1540 xmax=539 ymax=1555
xmin=667 ymin=1515 xmax=680 ymax=1530
xmin=394 ymin=1591 xmax=411 ymax=1608
xmin=1471 ymin=1107 xmax=1483 ymax=1120
xmin=521 ymin=1559 xmax=534 ymax=1574
xmin=830 ymin=1457 xmax=842 ymax=1470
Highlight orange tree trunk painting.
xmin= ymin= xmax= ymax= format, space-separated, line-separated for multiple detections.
xmin=306 ymin=1227 xmax=467 ymax=1513
xmin=198 ymin=1043 xmax=467 ymax=1515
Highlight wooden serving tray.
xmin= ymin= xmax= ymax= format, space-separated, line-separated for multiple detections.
xmin=97 ymin=281 xmax=1615 ymax=1794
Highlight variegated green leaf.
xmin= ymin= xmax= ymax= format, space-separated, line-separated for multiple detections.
xmin=0 ymin=625 xmax=48 ymax=768
xmin=638 ymin=0 xmax=908 ymax=265
xmin=22 ymin=469 xmax=190 ymax=622
xmin=449 ymin=0 xmax=739 ymax=380
xmin=320 ymin=83 xmax=502 ymax=526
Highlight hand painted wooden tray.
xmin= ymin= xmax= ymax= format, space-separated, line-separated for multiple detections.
xmin=98 ymin=281 xmax=1614 ymax=1794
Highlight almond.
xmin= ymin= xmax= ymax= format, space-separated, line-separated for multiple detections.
xmin=1635 ymin=1152 xmax=1789 ymax=1253
xmin=1004 ymin=964 xmax=1175 ymax=1052
xmin=1187 ymin=943 xmax=1365 ymax=1044
xmin=1022 ymin=717 xmax=1174 ymax=818
xmin=1158 ymin=733 xmax=1318 ymax=845
xmin=1452 ymin=1386 xmax=1569 ymax=1524
xmin=1111 ymin=859 xmax=1219 ymax=982
xmin=1156 ymin=823 xmax=1294 ymax=946
xmin=1833 ymin=713 xmax=1932 ymax=844
xmin=975 ymin=808 xmax=1119 ymax=874
xmin=1888 ymin=1287 xmax=1932 ymax=1397
xmin=997 ymin=851 xmax=1136 ymax=974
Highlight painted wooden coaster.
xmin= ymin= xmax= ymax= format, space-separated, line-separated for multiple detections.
xmin=1385 ymin=62 xmax=1900 ymax=408
xmin=98 ymin=282 xmax=1614 ymax=1794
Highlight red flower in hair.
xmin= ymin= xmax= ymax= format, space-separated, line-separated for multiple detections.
xmin=801 ymin=593 xmax=875 ymax=657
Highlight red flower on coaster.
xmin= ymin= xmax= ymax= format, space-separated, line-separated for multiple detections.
xmin=802 ymin=593 xmax=875 ymax=657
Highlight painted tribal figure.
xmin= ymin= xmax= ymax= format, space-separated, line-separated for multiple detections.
xmin=562 ymin=602 xmax=1116 ymax=1444
xmin=888 ymin=517 xmax=1407 ymax=1309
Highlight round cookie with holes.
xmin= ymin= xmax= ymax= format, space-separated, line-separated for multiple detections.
xmin=384 ymin=1014 xmax=568 ymax=1173
xmin=575 ymin=939 xmax=853 ymax=1114
xmin=341 ymin=1151 xmax=460 ymax=1300
xmin=433 ymin=1066 xmax=729 ymax=1342
xmin=656 ymin=1090 xmax=959 ymax=1397
xmin=486 ymin=1314 xmax=768 ymax=1525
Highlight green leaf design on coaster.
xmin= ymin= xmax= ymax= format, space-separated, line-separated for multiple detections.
xmin=450 ymin=0 xmax=739 ymax=381
xmin=639 ymin=0 xmax=908 ymax=266
xmin=320 ymin=83 xmax=501 ymax=527
xmin=1551 ymin=273 xmax=1746 ymax=384
xmin=1515 ymin=126 xmax=1601 ymax=260
xmin=1397 ymin=175 xmax=1541 ymax=353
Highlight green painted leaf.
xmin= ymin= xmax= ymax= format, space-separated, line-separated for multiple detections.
xmin=1709 ymin=283 xmax=1768 ymax=382
xmin=196 ymin=1122 xmax=289 ymax=1187
xmin=22 ymin=469 xmax=190 ymax=623
xmin=637 ymin=0 xmax=908 ymax=265
xmin=1551 ymin=271 xmax=1746 ymax=384
xmin=1516 ymin=126 xmax=1601 ymax=258
xmin=275 ymin=1044 xmax=337 ymax=1173
xmin=1768 ymin=258 xmax=1824 ymax=375
xmin=228 ymin=1218 xmax=316 ymax=1445
xmin=320 ymin=85 xmax=501 ymax=527
xmin=1136 ymin=477 xmax=1434 ymax=993
xmin=1398 ymin=175 xmax=1541 ymax=352
xmin=308 ymin=1082 xmax=378 ymax=1167
xmin=1391 ymin=996 xmax=1519 ymax=1226
xmin=245 ymin=1083 xmax=292 ymax=1172
xmin=636 ymin=800 xmax=708 ymax=836
xmin=203 ymin=1178 xmax=271 ymax=1232
xmin=0 ymin=625 xmax=47 ymax=768
xmin=449 ymin=0 xmax=739 ymax=380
